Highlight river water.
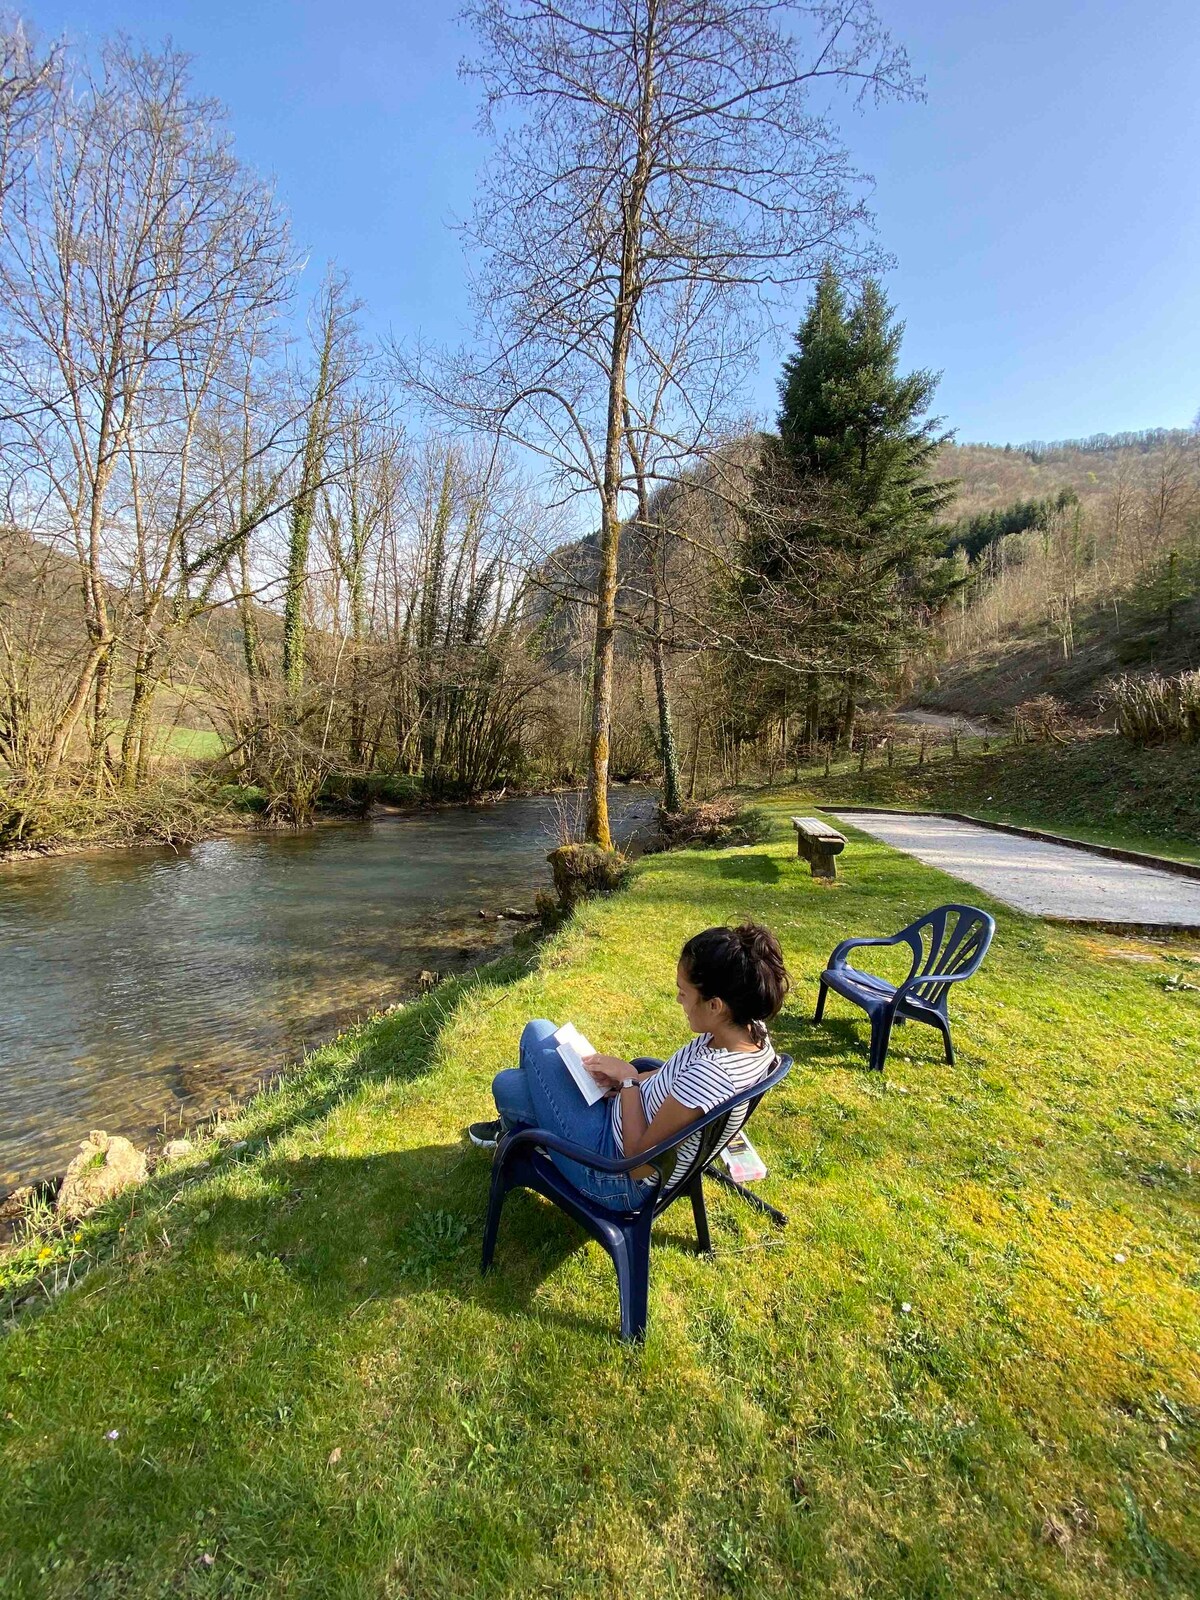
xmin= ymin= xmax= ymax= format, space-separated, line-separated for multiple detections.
xmin=0 ymin=788 xmax=656 ymax=1191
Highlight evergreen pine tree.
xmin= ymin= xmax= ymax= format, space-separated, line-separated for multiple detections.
xmin=747 ymin=266 xmax=958 ymax=745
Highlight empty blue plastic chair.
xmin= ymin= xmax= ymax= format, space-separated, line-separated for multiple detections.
xmin=481 ymin=1052 xmax=792 ymax=1341
xmin=814 ymin=904 xmax=994 ymax=1072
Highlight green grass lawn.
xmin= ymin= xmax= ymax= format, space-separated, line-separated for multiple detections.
xmin=108 ymin=725 xmax=226 ymax=763
xmin=2 ymin=799 xmax=1199 ymax=1597
xmin=159 ymin=726 xmax=226 ymax=762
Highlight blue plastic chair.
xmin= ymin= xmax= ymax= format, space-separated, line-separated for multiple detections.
xmin=480 ymin=1053 xmax=793 ymax=1341
xmin=814 ymin=904 xmax=995 ymax=1073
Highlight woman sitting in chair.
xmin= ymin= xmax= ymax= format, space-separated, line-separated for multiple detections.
xmin=467 ymin=922 xmax=789 ymax=1211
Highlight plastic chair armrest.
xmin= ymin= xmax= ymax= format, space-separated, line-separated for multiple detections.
xmin=499 ymin=1126 xmax=637 ymax=1175
xmin=827 ymin=931 xmax=908 ymax=969
xmin=497 ymin=1058 xmax=791 ymax=1181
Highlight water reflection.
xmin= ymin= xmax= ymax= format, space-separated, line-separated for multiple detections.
xmin=0 ymin=789 xmax=656 ymax=1188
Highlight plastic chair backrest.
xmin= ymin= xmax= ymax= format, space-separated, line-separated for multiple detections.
xmin=899 ymin=904 xmax=995 ymax=1011
xmin=655 ymin=1053 xmax=791 ymax=1208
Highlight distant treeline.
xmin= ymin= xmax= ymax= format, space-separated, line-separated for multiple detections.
xmin=968 ymin=428 xmax=1195 ymax=461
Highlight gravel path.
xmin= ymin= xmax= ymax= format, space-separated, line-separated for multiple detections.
xmin=829 ymin=810 xmax=1200 ymax=927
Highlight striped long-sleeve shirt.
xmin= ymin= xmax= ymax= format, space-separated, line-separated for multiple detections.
xmin=611 ymin=1026 xmax=775 ymax=1184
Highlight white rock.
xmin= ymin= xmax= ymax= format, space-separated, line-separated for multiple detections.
xmin=56 ymin=1133 xmax=147 ymax=1220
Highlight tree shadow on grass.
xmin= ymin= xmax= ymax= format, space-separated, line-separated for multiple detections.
xmin=209 ymin=1145 xmax=575 ymax=1314
xmin=1 ymin=1145 xmax=819 ymax=1596
xmin=715 ymin=854 xmax=781 ymax=884
xmin=165 ymin=1137 xmax=724 ymax=1346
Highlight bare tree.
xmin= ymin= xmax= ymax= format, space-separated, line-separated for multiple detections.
xmin=282 ymin=272 xmax=362 ymax=699
xmin=0 ymin=13 xmax=58 ymax=209
xmin=0 ymin=40 xmax=294 ymax=793
xmin=314 ymin=395 xmax=407 ymax=768
xmin=409 ymin=0 xmax=917 ymax=844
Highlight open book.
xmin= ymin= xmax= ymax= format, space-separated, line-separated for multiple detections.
xmin=553 ymin=1022 xmax=608 ymax=1106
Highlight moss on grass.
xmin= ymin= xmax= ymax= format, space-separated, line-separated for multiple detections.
xmin=1 ymin=798 xmax=1198 ymax=1597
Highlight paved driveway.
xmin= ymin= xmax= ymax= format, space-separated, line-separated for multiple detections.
xmin=830 ymin=810 xmax=1200 ymax=927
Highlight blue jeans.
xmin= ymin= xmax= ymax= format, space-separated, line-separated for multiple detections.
xmin=492 ymin=1019 xmax=653 ymax=1213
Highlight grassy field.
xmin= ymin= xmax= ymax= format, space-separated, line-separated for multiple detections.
xmin=795 ymin=735 xmax=1200 ymax=866
xmin=2 ymin=799 xmax=1198 ymax=1597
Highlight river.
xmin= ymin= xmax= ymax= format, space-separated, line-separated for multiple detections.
xmin=0 ymin=788 xmax=656 ymax=1192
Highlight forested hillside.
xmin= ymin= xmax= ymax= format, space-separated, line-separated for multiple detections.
xmin=921 ymin=428 xmax=1199 ymax=716
xmin=937 ymin=427 xmax=1193 ymax=518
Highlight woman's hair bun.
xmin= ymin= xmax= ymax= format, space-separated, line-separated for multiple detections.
xmin=680 ymin=921 xmax=790 ymax=1024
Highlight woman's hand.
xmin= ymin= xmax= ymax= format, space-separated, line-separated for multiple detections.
xmin=582 ymin=1053 xmax=635 ymax=1089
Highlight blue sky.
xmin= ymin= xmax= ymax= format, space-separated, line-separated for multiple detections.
xmin=23 ymin=0 xmax=1200 ymax=446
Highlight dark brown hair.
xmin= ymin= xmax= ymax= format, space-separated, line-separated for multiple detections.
xmin=679 ymin=922 xmax=789 ymax=1026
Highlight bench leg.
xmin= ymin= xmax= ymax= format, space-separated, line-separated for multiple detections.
xmin=810 ymin=848 xmax=836 ymax=880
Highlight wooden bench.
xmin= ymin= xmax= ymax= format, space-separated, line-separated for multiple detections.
xmin=791 ymin=816 xmax=846 ymax=880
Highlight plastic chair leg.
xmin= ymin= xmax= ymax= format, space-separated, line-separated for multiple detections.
xmin=938 ymin=1017 xmax=955 ymax=1066
xmin=708 ymin=1168 xmax=788 ymax=1227
xmin=813 ymin=980 xmax=828 ymax=1024
xmin=868 ymin=1010 xmax=894 ymax=1072
xmin=480 ymin=1166 xmax=507 ymax=1274
xmin=612 ymin=1219 xmax=653 ymax=1342
xmin=689 ymin=1173 xmax=712 ymax=1254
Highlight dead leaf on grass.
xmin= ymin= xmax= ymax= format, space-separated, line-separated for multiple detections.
xmin=1041 ymin=1513 xmax=1072 ymax=1549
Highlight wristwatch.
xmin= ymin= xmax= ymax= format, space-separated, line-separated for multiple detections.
xmin=619 ymin=1077 xmax=639 ymax=1090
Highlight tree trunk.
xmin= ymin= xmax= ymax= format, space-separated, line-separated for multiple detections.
xmin=804 ymin=671 xmax=820 ymax=754
xmin=88 ymin=645 xmax=114 ymax=793
xmin=120 ymin=657 xmax=158 ymax=789
xmin=43 ymin=640 xmax=107 ymax=780
xmin=283 ymin=289 xmax=340 ymax=700
xmin=347 ymin=525 xmax=366 ymax=767
xmin=624 ymin=400 xmax=682 ymax=818
xmin=585 ymin=277 xmax=636 ymax=848
xmin=687 ymin=716 xmax=701 ymax=801
xmin=650 ymin=627 xmax=681 ymax=813
xmin=837 ymin=670 xmax=858 ymax=750
xmin=585 ymin=29 xmax=655 ymax=848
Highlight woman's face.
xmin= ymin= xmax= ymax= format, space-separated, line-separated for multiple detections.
xmin=676 ymin=960 xmax=722 ymax=1035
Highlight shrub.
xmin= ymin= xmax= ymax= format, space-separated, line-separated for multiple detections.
xmin=0 ymin=782 xmax=220 ymax=850
xmin=213 ymin=783 xmax=268 ymax=813
xmin=1105 ymin=670 xmax=1200 ymax=745
xmin=658 ymin=798 xmax=772 ymax=849
xmin=1012 ymin=695 xmax=1070 ymax=744
xmin=546 ymin=843 xmax=630 ymax=910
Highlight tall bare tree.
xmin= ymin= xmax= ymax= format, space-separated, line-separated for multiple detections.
xmin=413 ymin=0 xmax=917 ymax=844
xmin=282 ymin=273 xmax=361 ymax=699
xmin=0 ymin=39 xmax=293 ymax=792
xmin=0 ymin=14 xmax=57 ymax=209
